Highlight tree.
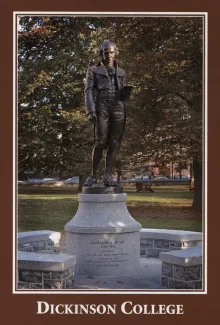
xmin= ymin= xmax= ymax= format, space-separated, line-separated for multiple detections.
xmin=89 ymin=16 xmax=203 ymax=210
xmin=18 ymin=17 xmax=95 ymax=181
xmin=18 ymin=16 xmax=204 ymax=211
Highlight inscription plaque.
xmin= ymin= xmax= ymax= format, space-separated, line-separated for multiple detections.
xmin=86 ymin=240 xmax=129 ymax=267
xmin=69 ymin=232 xmax=141 ymax=276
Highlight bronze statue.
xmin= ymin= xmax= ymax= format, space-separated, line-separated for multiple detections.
xmin=83 ymin=40 xmax=132 ymax=187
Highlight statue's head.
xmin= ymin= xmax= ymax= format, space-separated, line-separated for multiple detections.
xmin=99 ymin=40 xmax=119 ymax=66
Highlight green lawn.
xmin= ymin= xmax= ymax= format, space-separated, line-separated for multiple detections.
xmin=134 ymin=219 xmax=201 ymax=232
xmin=126 ymin=186 xmax=193 ymax=207
xmin=17 ymin=185 xmax=202 ymax=234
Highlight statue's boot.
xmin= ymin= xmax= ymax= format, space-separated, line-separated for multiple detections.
xmin=83 ymin=175 xmax=97 ymax=187
xmin=103 ymin=178 xmax=121 ymax=187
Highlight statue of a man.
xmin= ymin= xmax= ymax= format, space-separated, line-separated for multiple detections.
xmin=83 ymin=40 xmax=132 ymax=187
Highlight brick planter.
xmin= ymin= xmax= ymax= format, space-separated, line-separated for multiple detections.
xmin=159 ymin=246 xmax=203 ymax=290
xmin=17 ymin=251 xmax=76 ymax=290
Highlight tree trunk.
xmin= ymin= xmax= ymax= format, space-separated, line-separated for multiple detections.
xmin=18 ymin=170 xmax=25 ymax=181
xmin=192 ymin=159 xmax=202 ymax=212
xmin=115 ymin=158 xmax=122 ymax=184
xmin=77 ymin=174 xmax=86 ymax=193
xmin=190 ymin=162 xmax=193 ymax=181
xmin=179 ymin=162 xmax=182 ymax=179
xmin=117 ymin=170 xmax=122 ymax=184
xmin=191 ymin=92 xmax=203 ymax=212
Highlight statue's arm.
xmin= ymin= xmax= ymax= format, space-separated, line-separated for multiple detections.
xmin=84 ymin=67 xmax=96 ymax=115
xmin=120 ymin=71 xmax=133 ymax=101
xmin=122 ymin=72 xmax=127 ymax=88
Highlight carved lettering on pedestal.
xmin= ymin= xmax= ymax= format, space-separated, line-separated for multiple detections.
xmin=86 ymin=240 xmax=129 ymax=267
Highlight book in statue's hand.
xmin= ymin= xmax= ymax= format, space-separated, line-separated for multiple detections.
xmin=119 ymin=86 xmax=134 ymax=101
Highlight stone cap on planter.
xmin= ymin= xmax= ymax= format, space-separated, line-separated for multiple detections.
xmin=18 ymin=230 xmax=61 ymax=246
xmin=18 ymin=251 xmax=76 ymax=272
xmin=140 ymin=229 xmax=202 ymax=242
xmin=159 ymin=245 xmax=202 ymax=267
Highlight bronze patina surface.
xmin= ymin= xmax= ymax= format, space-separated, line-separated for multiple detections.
xmin=83 ymin=40 xmax=132 ymax=188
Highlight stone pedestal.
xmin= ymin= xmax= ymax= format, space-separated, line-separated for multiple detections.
xmin=65 ymin=192 xmax=141 ymax=277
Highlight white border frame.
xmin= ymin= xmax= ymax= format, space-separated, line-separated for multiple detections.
xmin=13 ymin=11 xmax=208 ymax=295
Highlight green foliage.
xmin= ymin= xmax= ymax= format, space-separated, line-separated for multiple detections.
xmin=114 ymin=17 xmax=203 ymax=167
xmin=18 ymin=17 xmax=96 ymax=177
xmin=18 ymin=16 xmax=203 ymax=182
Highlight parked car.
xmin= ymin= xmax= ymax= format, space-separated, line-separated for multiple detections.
xmin=127 ymin=178 xmax=136 ymax=182
xmin=25 ymin=178 xmax=43 ymax=185
xmin=17 ymin=180 xmax=24 ymax=185
xmin=135 ymin=176 xmax=143 ymax=180
xmin=154 ymin=176 xmax=169 ymax=181
xmin=63 ymin=177 xmax=79 ymax=184
xmin=41 ymin=178 xmax=57 ymax=184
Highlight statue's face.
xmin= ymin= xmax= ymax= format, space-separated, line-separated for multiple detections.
xmin=102 ymin=44 xmax=116 ymax=66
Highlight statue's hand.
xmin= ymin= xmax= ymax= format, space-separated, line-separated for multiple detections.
xmin=88 ymin=112 xmax=97 ymax=125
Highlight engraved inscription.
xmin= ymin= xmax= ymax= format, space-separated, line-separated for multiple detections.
xmin=86 ymin=241 xmax=129 ymax=267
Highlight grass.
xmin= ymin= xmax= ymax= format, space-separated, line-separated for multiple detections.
xmin=127 ymin=187 xmax=193 ymax=207
xmin=17 ymin=184 xmax=202 ymax=234
xmin=135 ymin=219 xmax=202 ymax=232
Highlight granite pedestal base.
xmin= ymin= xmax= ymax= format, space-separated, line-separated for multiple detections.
xmin=65 ymin=192 xmax=141 ymax=278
